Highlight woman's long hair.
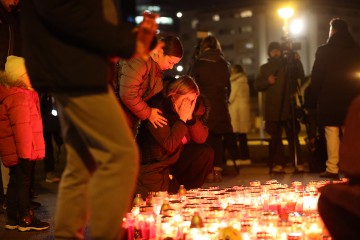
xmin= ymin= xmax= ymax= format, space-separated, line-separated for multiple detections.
xmin=199 ymin=35 xmax=222 ymax=54
xmin=165 ymin=75 xmax=199 ymax=101
xmin=161 ymin=35 xmax=183 ymax=58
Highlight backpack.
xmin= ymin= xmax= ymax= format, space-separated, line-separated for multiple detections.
xmin=111 ymin=59 xmax=151 ymax=103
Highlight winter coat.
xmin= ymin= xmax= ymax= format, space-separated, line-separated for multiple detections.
xmin=136 ymin=93 xmax=209 ymax=193
xmin=308 ymin=32 xmax=360 ymax=126
xmin=229 ymin=72 xmax=251 ymax=133
xmin=0 ymin=73 xmax=45 ymax=167
xmin=255 ymin=57 xmax=304 ymax=121
xmin=20 ymin=0 xmax=137 ymax=93
xmin=119 ymin=57 xmax=164 ymax=129
xmin=190 ymin=49 xmax=233 ymax=134
xmin=319 ymin=95 xmax=360 ymax=218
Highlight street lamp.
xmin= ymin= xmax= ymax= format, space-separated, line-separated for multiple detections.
xmin=278 ymin=7 xmax=294 ymax=38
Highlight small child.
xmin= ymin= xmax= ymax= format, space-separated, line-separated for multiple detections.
xmin=0 ymin=56 xmax=49 ymax=231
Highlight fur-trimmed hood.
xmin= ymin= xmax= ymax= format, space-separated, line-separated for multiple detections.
xmin=0 ymin=71 xmax=28 ymax=88
xmin=0 ymin=71 xmax=29 ymax=103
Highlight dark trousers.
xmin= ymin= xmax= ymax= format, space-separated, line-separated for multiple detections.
xmin=0 ymin=165 xmax=4 ymax=204
xmin=6 ymin=159 xmax=34 ymax=219
xmin=206 ymin=132 xmax=240 ymax=167
xmin=237 ymin=133 xmax=250 ymax=159
xmin=169 ymin=143 xmax=214 ymax=193
xmin=265 ymin=120 xmax=302 ymax=166
xmin=43 ymin=132 xmax=55 ymax=173
xmin=318 ymin=194 xmax=360 ymax=239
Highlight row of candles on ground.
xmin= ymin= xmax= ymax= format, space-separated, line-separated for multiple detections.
xmin=123 ymin=179 xmax=348 ymax=240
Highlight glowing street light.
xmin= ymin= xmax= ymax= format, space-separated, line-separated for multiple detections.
xmin=278 ymin=7 xmax=294 ymax=19
xmin=290 ymin=18 xmax=304 ymax=36
xmin=278 ymin=7 xmax=294 ymax=37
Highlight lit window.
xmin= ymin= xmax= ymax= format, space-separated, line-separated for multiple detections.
xmin=241 ymin=26 xmax=253 ymax=33
xmin=213 ymin=14 xmax=220 ymax=21
xmin=241 ymin=10 xmax=253 ymax=18
xmin=245 ymin=43 xmax=254 ymax=49
xmin=148 ymin=6 xmax=160 ymax=12
xmin=135 ymin=16 xmax=173 ymax=25
xmin=191 ymin=19 xmax=199 ymax=29
xmin=242 ymin=58 xmax=253 ymax=65
xmin=158 ymin=17 xmax=173 ymax=25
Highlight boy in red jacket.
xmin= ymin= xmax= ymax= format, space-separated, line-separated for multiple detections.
xmin=0 ymin=56 xmax=49 ymax=231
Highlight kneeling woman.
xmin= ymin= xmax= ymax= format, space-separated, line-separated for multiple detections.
xmin=135 ymin=75 xmax=214 ymax=197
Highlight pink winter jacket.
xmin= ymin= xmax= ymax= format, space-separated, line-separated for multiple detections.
xmin=0 ymin=81 xmax=45 ymax=167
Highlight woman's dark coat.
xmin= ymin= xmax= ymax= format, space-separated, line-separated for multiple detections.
xmin=189 ymin=49 xmax=233 ymax=134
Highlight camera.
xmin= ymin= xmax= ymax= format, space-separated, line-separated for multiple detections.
xmin=281 ymin=36 xmax=301 ymax=59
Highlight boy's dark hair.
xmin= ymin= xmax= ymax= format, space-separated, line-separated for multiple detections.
xmin=330 ymin=18 xmax=349 ymax=34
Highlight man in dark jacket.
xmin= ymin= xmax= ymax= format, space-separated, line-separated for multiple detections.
xmin=307 ymin=18 xmax=360 ymax=179
xmin=255 ymin=41 xmax=305 ymax=173
xmin=20 ymin=0 xmax=157 ymax=239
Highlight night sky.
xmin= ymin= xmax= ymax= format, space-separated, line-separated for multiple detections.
xmin=174 ymin=0 xmax=360 ymax=11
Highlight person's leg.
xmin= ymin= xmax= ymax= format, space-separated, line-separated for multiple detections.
xmin=16 ymin=159 xmax=49 ymax=231
xmin=284 ymin=120 xmax=303 ymax=166
xmin=16 ymin=159 xmax=32 ymax=218
xmin=318 ymin=194 xmax=360 ymax=239
xmin=324 ymin=126 xmax=340 ymax=174
xmin=171 ymin=143 xmax=214 ymax=190
xmin=43 ymin=132 xmax=61 ymax=183
xmin=238 ymin=133 xmax=250 ymax=160
xmin=206 ymin=133 xmax=224 ymax=168
xmin=223 ymin=132 xmax=241 ymax=161
xmin=265 ymin=121 xmax=285 ymax=168
xmin=54 ymin=89 xmax=138 ymax=240
xmin=5 ymin=165 xmax=20 ymax=229
xmin=1 ymin=159 xmax=10 ymax=202
xmin=43 ymin=132 xmax=55 ymax=173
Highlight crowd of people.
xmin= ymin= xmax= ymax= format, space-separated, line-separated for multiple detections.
xmin=1 ymin=0 xmax=360 ymax=239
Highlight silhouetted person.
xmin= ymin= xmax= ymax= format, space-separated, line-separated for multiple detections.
xmin=228 ymin=64 xmax=252 ymax=166
xmin=20 ymin=1 xmax=158 ymax=239
xmin=190 ymin=35 xmax=239 ymax=181
xmin=307 ymin=18 xmax=360 ymax=179
xmin=255 ymin=41 xmax=305 ymax=173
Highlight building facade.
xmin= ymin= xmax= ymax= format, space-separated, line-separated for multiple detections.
xmin=177 ymin=0 xmax=360 ymax=78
